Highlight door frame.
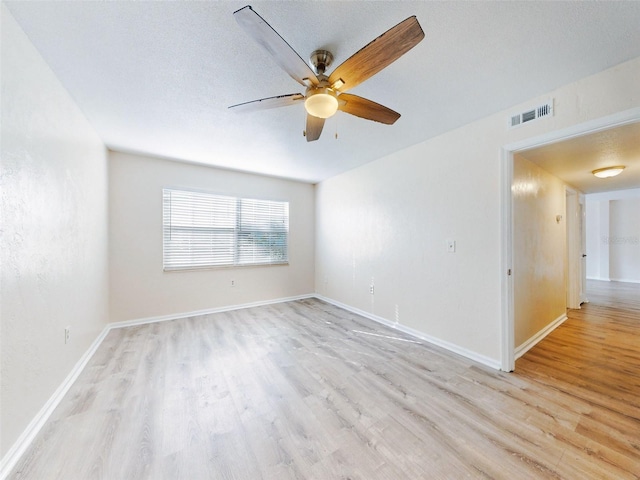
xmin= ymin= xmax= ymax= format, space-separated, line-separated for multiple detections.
xmin=500 ymin=107 xmax=640 ymax=372
xmin=566 ymin=187 xmax=581 ymax=310
xmin=578 ymin=194 xmax=589 ymax=306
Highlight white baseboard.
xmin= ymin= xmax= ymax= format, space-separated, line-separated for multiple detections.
xmin=3 ymin=291 xmax=506 ymax=477
xmin=315 ymin=295 xmax=502 ymax=370
xmin=586 ymin=277 xmax=640 ymax=284
xmin=0 ymin=293 xmax=314 ymax=480
xmin=0 ymin=326 xmax=110 ymax=480
xmin=608 ymin=277 xmax=640 ymax=284
xmin=514 ymin=312 xmax=568 ymax=360
xmin=109 ymin=293 xmax=315 ymax=329
xmin=2 ymin=292 xmax=510 ymax=477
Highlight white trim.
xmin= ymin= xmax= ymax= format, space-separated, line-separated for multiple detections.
xmin=578 ymin=193 xmax=588 ymax=306
xmin=586 ymin=188 xmax=640 ymax=201
xmin=609 ymin=278 xmax=640 ymax=284
xmin=566 ymin=187 xmax=581 ymax=310
xmin=316 ymin=295 xmax=502 ymax=371
xmin=0 ymin=293 xmax=313 ymax=479
xmin=501 ymin=107 xmax=640 ymax=374
xmin=503 ymin=107 xmax=640 ymax=153
xmin=114 ymin=293 xmax=510 ymax=373
xmin=0 ymin=326 xmax=110 ymax=480
xmin=500 ymin=142 xmax=515 ymax=372
xmin=109 ymin=294 xmax=314 ymax=329
xmin=514 ymin=313 xmax=568 ymax=360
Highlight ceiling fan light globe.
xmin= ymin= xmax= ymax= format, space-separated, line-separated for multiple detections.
xmin=305 ymin=91 xmax=338 ymax=119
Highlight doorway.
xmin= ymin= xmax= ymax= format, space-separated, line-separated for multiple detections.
xmin=500 ymin=108 xmax=640 ymax=372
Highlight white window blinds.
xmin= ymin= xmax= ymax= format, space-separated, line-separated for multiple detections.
xmin=163 ymin=188 xmax=289 ymax=270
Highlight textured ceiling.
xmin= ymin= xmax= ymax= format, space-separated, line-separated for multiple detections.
xmin=518 ymin=122 xmax=640 ymax=195
xmin=5 ymin=1 xmax=640 ymax=183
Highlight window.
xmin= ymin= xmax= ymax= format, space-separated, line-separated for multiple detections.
xmin=162 ymin=188 xmax=288 ymax=270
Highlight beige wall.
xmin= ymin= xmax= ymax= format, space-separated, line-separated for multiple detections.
xmin=108 ymin=151 xmax=315 ymax=322
xmin=315 ymin=128 xmax=504 ymax=364
xmin=1 ymin=5 xmax=109 ymax=458
xmin=512 ymin=155 xmax=567 ymax=347
xmin=316 ymin=56 xmax=640 ymax=366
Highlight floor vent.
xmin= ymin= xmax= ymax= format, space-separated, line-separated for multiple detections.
xmin=509 ymin=99 xmax=554 ymax=129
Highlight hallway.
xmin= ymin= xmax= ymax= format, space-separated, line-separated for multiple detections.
xmin=516 ymin=279 xmax=639 ymax=476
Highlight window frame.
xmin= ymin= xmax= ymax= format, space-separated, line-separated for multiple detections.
xmin=162 ymin=187 xmax=289 ymax=271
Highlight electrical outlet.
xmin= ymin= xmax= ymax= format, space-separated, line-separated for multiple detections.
xmin=231 ymin=279 xmax=235 ymax=287
xmin=64 ymin=326 xmax=71 ymax=344
xmin=447 ymin=239 xmax=456 ymax=253
xmin=369 ymin=285 xmax=375 ymax=295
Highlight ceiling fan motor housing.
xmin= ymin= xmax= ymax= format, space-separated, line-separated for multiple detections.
xmin=309 ymin=49 xmax=334 ymax=75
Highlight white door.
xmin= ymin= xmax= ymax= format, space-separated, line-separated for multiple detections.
xmin=579 ymin=194 xmax=588 ymax=305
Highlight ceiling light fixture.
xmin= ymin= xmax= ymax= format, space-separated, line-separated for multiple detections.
xmin=592 ymin=166 xmax=625 ymax=178
xmin=305 ymin=87 xmax=338 ymax=119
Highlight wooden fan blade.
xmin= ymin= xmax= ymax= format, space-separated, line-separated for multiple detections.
xmin=328 ymin=16 xmax=424 ymax=93
xmin=338 ymin=93 xmax=400 ymax=124
xmin=229 ymin=93 xmax=304 ymax=113
xmin=234 ymin=6 xmax=319 ymax=87
xmin=305 ymin=114 xmax=325 ymax=142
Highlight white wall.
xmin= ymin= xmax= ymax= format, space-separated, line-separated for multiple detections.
xmin=512 ymin=155 xmax=567 ymax=347
xmin=586 ymin=200 xmax=604 ymax=279
xmin=316 ymin=56 xmax=640 ymax=366
xmin=108 ymin=151 xmax=315 ymax=322
xmin=1 ymin=5 xmax=109 ymax=459
xmin=586 ymin=188 xmax=640 ymax=282
xmin=610 ymin=198 xmax=640 ymax=282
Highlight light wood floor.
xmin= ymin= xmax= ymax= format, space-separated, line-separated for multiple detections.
xmin=9 ymin=281 xmax=640 ymax=479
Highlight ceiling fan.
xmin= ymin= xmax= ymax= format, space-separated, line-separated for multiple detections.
xmin=228 ymin=5 xmax=425 ymax=142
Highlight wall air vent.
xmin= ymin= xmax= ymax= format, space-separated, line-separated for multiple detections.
xmin=508 ymin=99 xmax=554 ymax=129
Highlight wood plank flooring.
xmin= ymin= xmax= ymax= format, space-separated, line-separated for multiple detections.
xmin=9 ymin=282 xmax=640 ymax=479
